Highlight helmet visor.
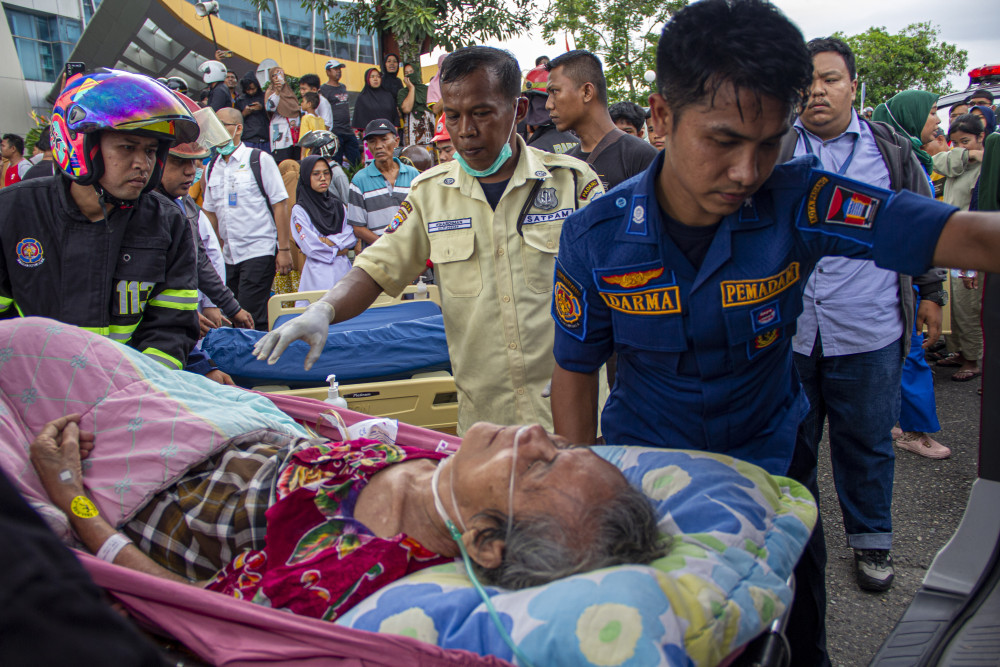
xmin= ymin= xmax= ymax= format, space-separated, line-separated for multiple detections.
xmin=192 ymin=107 xmax=232 ymax=149
xmin=63 ymin=71 xmax=199 ymax=143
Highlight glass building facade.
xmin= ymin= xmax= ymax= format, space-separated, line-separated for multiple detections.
xmin=5 ymin=0 xmax=376 ymax=86
xmin=5 ymin=2 xmax=104 ymax=82
xmin=194 ymin=0 xmax=378 ymax=64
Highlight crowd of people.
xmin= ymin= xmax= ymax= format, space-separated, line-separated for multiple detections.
xmin=2 ymin=0 xmax=1000 ymax=664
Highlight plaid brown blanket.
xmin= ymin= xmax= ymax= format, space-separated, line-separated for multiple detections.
xmin=124 ymin=429 xmax=319 ymax=581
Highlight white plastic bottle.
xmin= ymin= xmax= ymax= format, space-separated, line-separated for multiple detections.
xmin=416 ymin=275 xmax=428 ymax=299
xmin=325 ymin=374 xmax=348 ymax=408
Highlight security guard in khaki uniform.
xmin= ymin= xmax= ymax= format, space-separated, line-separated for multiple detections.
xmin=255 ymin=46 xmax=603 ymax=433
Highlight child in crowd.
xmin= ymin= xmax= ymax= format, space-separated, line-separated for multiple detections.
xmin=299 ymin=92 xmax=325 ymax=157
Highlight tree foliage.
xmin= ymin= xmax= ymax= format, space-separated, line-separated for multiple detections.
xmin=833 ymin=22 xmax=968 ymax=108
xmin=541 ymin=0 xmax=687 ymax=105
xmin=250 ymin=0 xmax=536 ymax=75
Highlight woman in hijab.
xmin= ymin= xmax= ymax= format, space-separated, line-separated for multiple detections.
xmin=265 ymin=65 xmax=301 ymax=163
xmin=970 ymin=104 xmax=997 ymax=137
xmin=398 ymin=62 xmax=436 ymax=147
xmin=426 ymin=53 xmax=447 ymax=108
xmin=291 ymin=155 xmax=358 ymax=295
xmin=352 ymin=68 xmax=400 ymax=132
xmin=873 ymin=90 xmax=947 ymax=454
xmin=932 ymin=112 xmax=986 ymax=382
xmin=871 ymin=90 xmax=940 ymax=175
xmin=380 ymin=52 xmax=404 ymax=102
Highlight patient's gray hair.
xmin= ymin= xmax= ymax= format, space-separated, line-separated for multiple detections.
xmin=469 ymin=483 xmax=668 ymax=589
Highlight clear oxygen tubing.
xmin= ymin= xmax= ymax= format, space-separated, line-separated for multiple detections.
xmin=430 ymin=426 xmax=536 ymax=667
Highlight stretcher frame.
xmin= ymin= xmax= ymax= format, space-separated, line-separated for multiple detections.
xmin=77 ymin=394 xmax=796 ymax=667
xmin=264 ymin=285 xmax=459 ymax=434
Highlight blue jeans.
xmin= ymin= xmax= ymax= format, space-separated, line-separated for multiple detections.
xmin=900 ymin=292 xmax=941 ymax=432
xmin=334 ymin=131 xmax=361 ymax=167
xmin=793 ymin=335 xmax=902 ymax=550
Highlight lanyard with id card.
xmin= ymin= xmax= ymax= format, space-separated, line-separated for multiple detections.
xmin=228 ymin=174 xmax=238 ymax=207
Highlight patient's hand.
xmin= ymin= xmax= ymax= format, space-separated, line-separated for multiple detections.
xmin=29 ymin=414 xmax=95 ymax=509
xmin=206 ymin=369 xmax=236 ymax=386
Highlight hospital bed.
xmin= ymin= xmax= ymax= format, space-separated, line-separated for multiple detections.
xmin=2 ymin=317 xmax=814 ymax=667
xmin=203 ymin=284 xmax=460 ymax=433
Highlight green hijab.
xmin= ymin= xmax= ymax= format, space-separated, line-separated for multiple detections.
xmin=397 ymin=70 xmax=429 ymax=116
xmin=871 ymin=90 xmax=938 ymax=174
xmin=977 ymin=132 xmax=1000 ymax=211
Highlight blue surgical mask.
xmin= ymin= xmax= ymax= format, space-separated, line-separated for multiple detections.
xmin=217 ymin=140 xmax=237 ymax=156
xmin=453 ymin=105 xmax=519 ymax=178
xmin=194 ymin=167 xmax=204 ymax=182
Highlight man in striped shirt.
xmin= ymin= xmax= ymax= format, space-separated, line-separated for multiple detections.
xmin=348 ymin=120 xmax=419 ymax=247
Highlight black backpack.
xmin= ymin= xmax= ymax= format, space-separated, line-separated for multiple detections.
xmin=205 ymin=148 xmax=274 ymax=219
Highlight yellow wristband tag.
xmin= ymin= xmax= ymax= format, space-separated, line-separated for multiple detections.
xmin=70 ymin=496 xmax=99 ymax=519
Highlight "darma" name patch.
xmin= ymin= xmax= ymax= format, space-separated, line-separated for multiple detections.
xmin=599 ymin=286 xmax=681 ymax=315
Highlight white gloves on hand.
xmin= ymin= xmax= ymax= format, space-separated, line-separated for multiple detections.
xmin=253 ymin=301 xmax=334 ymax=370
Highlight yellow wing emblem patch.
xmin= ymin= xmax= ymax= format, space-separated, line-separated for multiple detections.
xmin=600 ymin=267 xmax=664 ymax=289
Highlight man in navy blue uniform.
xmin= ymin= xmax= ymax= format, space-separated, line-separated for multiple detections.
xmin=550 ymin=1 xmax=1000 ymax=664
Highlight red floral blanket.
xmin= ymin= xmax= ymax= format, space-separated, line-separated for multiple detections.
xmin=206 ymin=438 xmax=450 ymax=621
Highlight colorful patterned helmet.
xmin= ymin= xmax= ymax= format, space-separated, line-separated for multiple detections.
xmin=522 ymin=66 xmax=549 ymax=95
xmin=50 ymin=68 xmax=199 ymax=192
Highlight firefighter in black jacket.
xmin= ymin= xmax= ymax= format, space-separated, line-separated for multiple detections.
xmin=0 ymin=68 xmax=200 ymax=370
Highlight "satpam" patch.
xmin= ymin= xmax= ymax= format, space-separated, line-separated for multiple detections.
xmin=601 ymin=267 xmax=663 ymax=289
xmin=826 ymin=185 xmax=879 ymax=228
xmin=721 ymin=262 xmax=800 ymax=308
xmin=523 ymin=208 xmax=573 ymax=225
xmin=427 ymin=217 xmax=472 ymax=233
xmin=599 ymin=287 xmax=681 ymax=315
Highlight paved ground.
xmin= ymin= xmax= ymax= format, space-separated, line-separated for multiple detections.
xmin=820 ymin=357 xmax=983 ymax=666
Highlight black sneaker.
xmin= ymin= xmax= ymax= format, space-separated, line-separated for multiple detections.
xmin=854 ymin=549 xmax=894 ymax=592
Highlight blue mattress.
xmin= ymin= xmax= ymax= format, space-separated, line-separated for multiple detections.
xmin=202 ymin=301 xmax=450 ymax=388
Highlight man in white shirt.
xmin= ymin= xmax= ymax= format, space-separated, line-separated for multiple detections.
xmin=201 ymin=107 xmax=291 ymax=330
xmin=299 ymin=74 xmax=334 ymax=131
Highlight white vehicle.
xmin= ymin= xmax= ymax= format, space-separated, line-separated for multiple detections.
xmin=937 ymin=64 xmax=1000 ymax=110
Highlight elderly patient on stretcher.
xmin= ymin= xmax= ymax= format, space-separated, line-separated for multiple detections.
xmin=30 ymin=415 xmax=665 ymax=621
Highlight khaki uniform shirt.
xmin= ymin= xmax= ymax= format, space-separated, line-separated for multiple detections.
xmin=353 ymin=137 xmax=604 ymax=433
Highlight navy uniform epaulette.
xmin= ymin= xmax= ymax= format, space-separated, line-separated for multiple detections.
xmin=560 ymin=177 xmax=642 ymax=242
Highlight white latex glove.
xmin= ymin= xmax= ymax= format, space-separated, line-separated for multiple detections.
xmin=253 ymin=301 xmax=334 ymax=370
